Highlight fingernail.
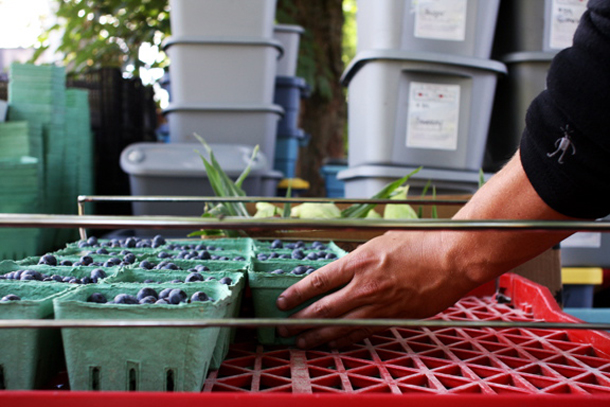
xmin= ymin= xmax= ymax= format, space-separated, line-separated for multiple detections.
xmin=276 ymin=295 xmax=287 ymax=310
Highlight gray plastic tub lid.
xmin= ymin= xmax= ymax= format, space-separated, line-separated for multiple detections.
xmin=120 ymin=142 xmax=272 ymax=177
xmin=341 ymin=50 xmax=508 ymax=86
xmin=336 ymin=164 xmax=492 ymax=183
xmin=501 ymin=51 xmax=558 ymax=64
xmin=162 ymin=35 xmax=284 ymax=58
xmin=163 ymin=103 xmax=284 ymax=117
xmin=274 ymin=24 xmax=305 ymax=35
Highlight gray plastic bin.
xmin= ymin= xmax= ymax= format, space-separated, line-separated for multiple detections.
xmin=164 ymin=103 xmax=283 ymax=162
xmin=357 ymin=0 xmax=500 ymax=59
xmin=338 ymin=164 xmax=490 ymax=198
xmin=273 ymin=24 xmax=305 ymax=77
xmin=342 ymin=50 xmax=506 ymax=171
xmin=163 ymin=36 xmax=282 ymax=105
xmin=492 ymin=0 xmax=587 ymax=58
xmin=485 ymin=52 xmax=554 ymax=172
xmin=561 ymin=216 xmax=610 ymax=268
xmin=120 ymin=142 xmax=282 ymax=218
xmin=169 ymin=0 xmax=277 ymax=38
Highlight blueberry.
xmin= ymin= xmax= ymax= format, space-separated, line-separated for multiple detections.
xmin=62 ymin=276 xmax=72 ymax=282
xmin=137 ymin=287 xmax=158 ymax=301
xmin=306 ymin=267 xmax=316 ymax=274
xmin=81 ymin=276 xmax=93 ymax=284
xmin=90 ymin=268 xmax=107 ymax=282
xmin=123 ymin=253 xmax=136 ymax=264
xmin=177 ymin=250 xmax=189 ymax=259
xmin=123 ymin=237 xmax=137 ymax=248
xmin=21 ymin=270 xmax=42 ymax=281
xmin=60 ymin=259 xmax=73 ymax=266
xmin=167 ymin=289 xmax=187 ymax=304
xmin=152 ymin=234 xmax=166 ymax=246
xmin=50 ymin=275 xmax=63 ymax=282
xmin=69 ymin=278 xmax=82 ymax=284
xmin=39 ymin=254 xmax=57 ymax=266
xmin=291 ymin=265 xmax=308 ymax=275
xmin=218 ymin=256 xmax=229 ymax=261
xmin=285 ymin=243 xmax=296 ymax=250
xmin=108 ymin=257 xmax=122 ymax=265
xmin=1 ymin=294 xmax=20 ymax=302
xmin=257 ymin=253 xmax=269 ymax=261
xmin=78 ymin=241 xmax=91 ymax=248
xmin=195 ymin=265 xmax=210 ymax=272
xmin=155 ymin=298 xmax=169 ymax=304
xmin=268 ymin=252 xmax=279 ymax=259
xmin=233 ymin=256 xmax=246 ymax=261
xmin=279 ymin=254 xmax=291 ymax=259
xmin=158 ymin=288 xmax=173 ymax=300
xmin=185 ymin=272 xmax=204 ymax=283
xmin=205 ymin=276 xmax=217 ymax=281
xmin=270 ymin=239 xmax=283 ymax=249
xmin=325 ymin=253 xmax=337 ymax=260
xmin=112 ymin=294 xmax=139 ymax=304
xmin=79 ymin=255 xmax=93 ymax=266
xmin=87 ymin=293 xmax=107 ymax=303
xmin=96 ymin=248 xmax=109 ymax=255
xmin=198 ymin=251 xmax=211 ymax=260
xmin=270 ymin=269 xmax=285 ymax=275
xmin=162 ymin=263 xmax=179 ymax=270
xmin=139 ymin=260 xmax=154 ymax=270
xmin=291 ymin=249 xmax=305 ymax=260
xmin=87 ymin=236 xmax=98 ymax=246
xmin=139 ymin=296 xmax=157 ymax=304
xmin=305 ymin=252 xmax=319 ymax=260
xmin=190 ymin=291 xmax=209 ymax=302
xmin=219 ymin=277 xmax=233 ymax=285
xmin=207 ymin=246 xmax=217 ymax=251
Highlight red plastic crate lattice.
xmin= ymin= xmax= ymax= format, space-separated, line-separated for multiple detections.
xmin=204 ymin=275 xmax=610 ymax=395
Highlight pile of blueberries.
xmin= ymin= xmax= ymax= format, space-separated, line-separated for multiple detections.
xmin=38 ymin=252 xmax=137 ymax=268
xmin=77 ymin=235 xmax=167 ymax=249
xmin=87 ymin=286 xmax=213 ymax=305
xmin=0 ymin=268 xmax=107 ymax=284
xmin=256 ymin=239 xmax=338 ymax=261
xmin=156 ymin=250 xmax=246 ymax=262
xmin=139 ymin=271 xmax=233 ymax=286
xmin=269 ymin=265 xmax=318 ymax=276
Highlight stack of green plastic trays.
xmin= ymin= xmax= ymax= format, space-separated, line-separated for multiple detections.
xmin=61 ymin=88 xmax=93 ymax=243
xmin=8 ymin=62 xmax=67 ymax=252
xmin=0 ymin=121 xmax=43 ymax=260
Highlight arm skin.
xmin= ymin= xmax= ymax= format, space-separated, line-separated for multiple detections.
xmin=276 ymin=151 xmax=581 ymax=349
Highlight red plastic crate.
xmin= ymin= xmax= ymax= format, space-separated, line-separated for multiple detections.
xmin=3 ymin=273 xmax=610 ymax=405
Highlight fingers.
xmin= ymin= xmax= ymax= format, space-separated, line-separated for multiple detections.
xmin=290 ymin=307 xmax=390 ymax=349
xmin=276 ymin=255 xmax=353 ymax=312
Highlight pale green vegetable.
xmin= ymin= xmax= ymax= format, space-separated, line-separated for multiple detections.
xmin=365 ymin=209 xmax=382 ymax=218
xmin=253 ymin=202 xmax=281 ymax=218
xmin=383 ymin=186 xmax=418 ymax=219
xmin=291 ymin=202 xmax=342 ymax=219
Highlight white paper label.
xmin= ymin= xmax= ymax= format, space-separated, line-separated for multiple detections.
xmin=406 ymin=82 xmax=460 ymax=151
xmin=562 ymin=232 xmax=602 ymax=248
xmin=550 ymin=0 xmax=588 ymax=50
xmin=413 ymin=0 xmax=467 ymax=41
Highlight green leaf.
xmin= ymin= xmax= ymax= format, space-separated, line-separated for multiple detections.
xmin=417 ymin=179 xmax=432 ymax=218
xmin=282 ymin=180 xmax=292 ymax=218
xmin=341 ymin=167 xmax=422 ymax=218
xmin=479 ymin=168 xmax=486 ymax=189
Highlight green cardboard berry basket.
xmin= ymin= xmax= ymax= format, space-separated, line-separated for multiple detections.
xmin=0 ymin=282 xmax=75 ymax=390
xmin=105 ymin=268 xmax=246 ymax=369
xmin=247 ymin=259 xmax=337 ymax=345
xmin=0 ymin=260 xmax=118 ymax=283
xmin=53 ymin=245 xmax=158 ymax=258
xmin=53 ymin=282 xmax=231 ymax=392
xmin=165 ymin=237 xmax=254 ymax=252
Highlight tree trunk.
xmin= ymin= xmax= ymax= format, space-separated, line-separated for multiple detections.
xmin=276 ymin=0 xmax=347 ymax=197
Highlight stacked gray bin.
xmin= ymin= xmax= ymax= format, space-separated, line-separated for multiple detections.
xmin=121 ymin=0 xmax=284 ymax=220
xmin=339 ymin=0 xmax=504 ymax=198
xmin=485 ymin=0 xmax=588 ymax=172
xmin=272 ymin=24 xmax=310 ymax=180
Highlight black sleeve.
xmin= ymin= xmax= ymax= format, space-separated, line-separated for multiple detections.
xmin=520 ymin=0 xmax=610 ymax=219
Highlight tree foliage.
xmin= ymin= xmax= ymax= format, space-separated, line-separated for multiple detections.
xmin=34 ymin=0 xmax=171 ymax=74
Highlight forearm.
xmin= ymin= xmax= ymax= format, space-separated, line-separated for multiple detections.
xmin=445 ymin=151 xmax=579 ymax=286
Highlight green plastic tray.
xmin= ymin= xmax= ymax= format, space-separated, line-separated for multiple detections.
xmin=247 ymin=259 xmax=337 ymax=345
xmin=53 ymin=282 xmax=231 ymax=392
xmin=0 ymin=282 xmax=75 ymax=389
xmin=106 ymin=268 xmax=246 ymax=369
xmin=0 ymin=260 xmax=118 ymax=283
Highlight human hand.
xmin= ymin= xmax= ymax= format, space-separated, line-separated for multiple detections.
xmin=275 ymin=230 xmax=480 ymax=349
